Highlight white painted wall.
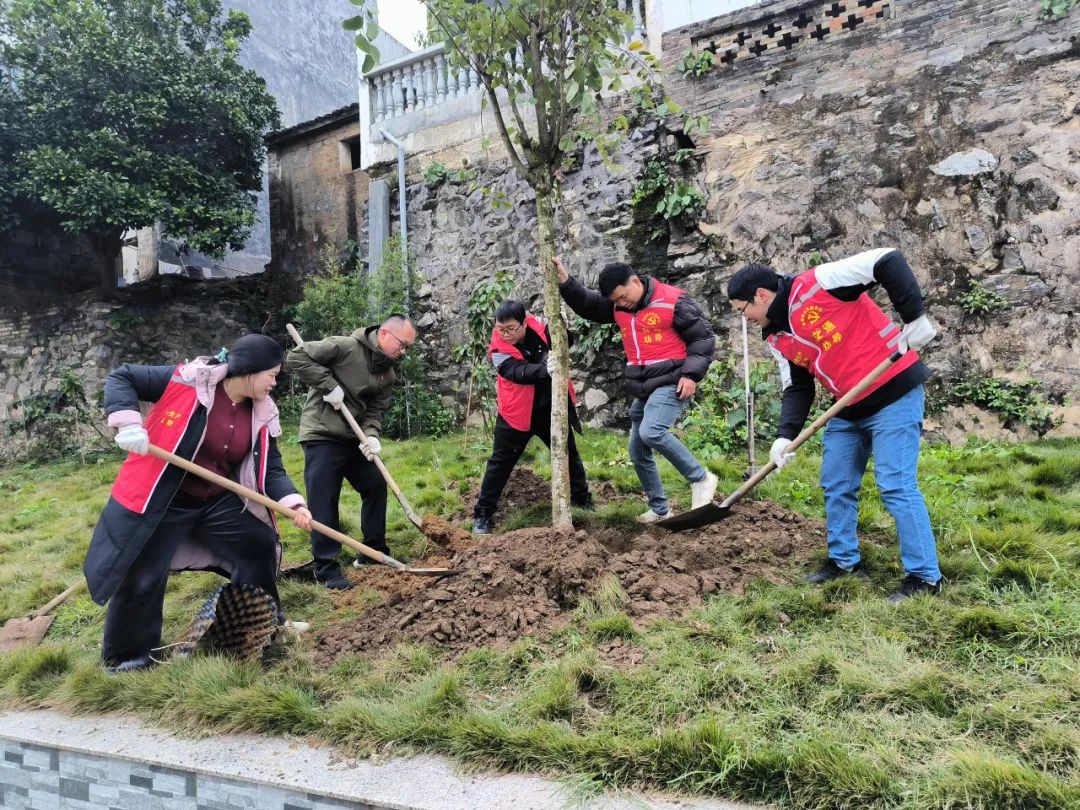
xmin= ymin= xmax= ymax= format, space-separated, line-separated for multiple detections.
xmin=658 ymin=0 xmax=762 ymax=32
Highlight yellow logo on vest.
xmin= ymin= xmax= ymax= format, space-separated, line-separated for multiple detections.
xmin=159 ymin=409 xmax=182 ymax=427
xmin=799 ymin=305 xmax=823 ymax=328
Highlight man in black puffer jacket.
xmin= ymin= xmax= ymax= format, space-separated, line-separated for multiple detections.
xmin=555 ymin=257 xmax=717 ymax=522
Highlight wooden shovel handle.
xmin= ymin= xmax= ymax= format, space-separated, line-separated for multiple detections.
xmin=718 ymin=350 xmax=905 ymax=509
xmin=31 ymin=580 xmax=86 ymax=618
xmin=285 ymin=323 xmax=423 ymax=529
xmin=146 ymin=444 xmax=407 ymax=570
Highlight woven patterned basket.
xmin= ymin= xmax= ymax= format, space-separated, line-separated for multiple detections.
xmin=170 ymin=583 xmax=279 ymax=663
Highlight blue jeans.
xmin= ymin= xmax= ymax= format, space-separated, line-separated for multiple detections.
xmin=820 ymin=385 xmax=941 ymax=584
xmin=628 ymin=384 xmax=707 ymax=515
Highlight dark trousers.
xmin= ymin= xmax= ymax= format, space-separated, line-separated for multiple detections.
xmin=102 ymin=492 xmax=280 ymax=665
xmin=474 ymin=416 xmax=590 ymax=517
xmin=302 ymin=440 xmax=388 ymax=574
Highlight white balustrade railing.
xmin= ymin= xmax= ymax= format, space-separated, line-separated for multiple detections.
xmin=367 ymin=44 xmax=484 ymax=126
xmin=363 ymin=2 xmax=648 ymax=131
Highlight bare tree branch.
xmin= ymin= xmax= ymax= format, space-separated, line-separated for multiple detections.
xmin=483 ymin=82 xmax=531 ymax=178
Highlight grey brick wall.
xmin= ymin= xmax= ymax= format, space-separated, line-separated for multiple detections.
xmin=0 ymin=739 xmax=385 ymax=810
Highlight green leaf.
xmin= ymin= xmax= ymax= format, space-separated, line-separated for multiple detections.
xmin=342 ymin=15 xmax=365 ymax=32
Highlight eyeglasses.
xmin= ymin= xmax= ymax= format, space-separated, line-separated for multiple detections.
xmin=736 ymin=300 xmax=751 ymax=316
xmin=495 ymin=322 xmax=523 ymax=336
xmin=383 ymin=330 xmax=414 ymax=351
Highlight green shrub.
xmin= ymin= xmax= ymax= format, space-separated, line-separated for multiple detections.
xmin=630 ymin=155 xmax=704 ymax=237
xmin=6 ymin=369 xmax=109 ymax=462
xmin=677 ymin=48 xmax=716 ymax=78
xmin=954 ymin=377 xmax=1057 ymax=435
xmin=680 ymin=355 xmax=781 ymax=459
xmin=1039 ymin=0 xmax=1078 ymax=18
xmin=958 ymin=279 xmax=1010 ymax=315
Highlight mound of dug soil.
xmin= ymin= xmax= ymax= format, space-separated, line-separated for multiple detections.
xmin=315 ymin=499 xmax=825 ymax=665
xmin=452 ymin=467 xmax=623 ymax=525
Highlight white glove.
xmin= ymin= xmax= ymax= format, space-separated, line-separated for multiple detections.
xmin=322 ymin=385 xmax=345 ymax=408
xmin=115 ymin=424 xmax=149 ymax=455
xmin=770 ymin=438 xmax=795 ymax=470
xmin=360 ymin=435 xmax=382 ymax=461
xmin=898 ymin=315 xmax=937 ymax=353
xmin=546 ymin=354 xmax=556 ymax=377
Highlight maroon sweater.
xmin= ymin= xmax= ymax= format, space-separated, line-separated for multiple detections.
xmin=178 ymin=383 xmax=252 ymax=500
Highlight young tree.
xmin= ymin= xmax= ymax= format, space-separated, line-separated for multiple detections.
xmin=346 ymin=0 xmax=676 ymax=528
xmin=0 ymin=0 xmax=280 ymax=291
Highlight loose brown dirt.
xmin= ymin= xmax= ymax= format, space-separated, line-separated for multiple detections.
xmin=315 ymin=499 xmax=826 ymax=665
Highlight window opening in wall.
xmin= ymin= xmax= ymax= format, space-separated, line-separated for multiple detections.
xmin=339 ymin=136 xmax=363 ymax=173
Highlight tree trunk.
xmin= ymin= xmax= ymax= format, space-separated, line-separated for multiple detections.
xmin=536 ymin=188 xmax=572 ymax=529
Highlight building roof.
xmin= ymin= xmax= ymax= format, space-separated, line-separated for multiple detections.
xmin=265 ymin=103 xmax=360 ymax=148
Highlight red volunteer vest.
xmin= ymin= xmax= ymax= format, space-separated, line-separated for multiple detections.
xmin=614 ymin=280 xmax=689 ymax=366
xmin=767 ymin=267 xmax=920 ymax=403
xmin=111 ymin=366 xmax=272 ymax=515
xmin=489 ymin=315 xmax=576 ymax=432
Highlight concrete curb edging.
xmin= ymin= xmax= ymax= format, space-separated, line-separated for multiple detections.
xmin=0 ymin=710 xmax=764 ymax=810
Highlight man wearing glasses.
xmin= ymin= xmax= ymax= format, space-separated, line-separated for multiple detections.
xmin=287 ymin=314 xmax=417 ymax=589
xmin=472 ymin=300 xmax=592 ymax=534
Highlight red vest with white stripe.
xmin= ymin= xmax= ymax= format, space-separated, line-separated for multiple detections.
xmin=614 ymin=280 xmax=688 ymax=366
xmin=767 ymin=268 xmax=920 ymax=403
xmin=111 ymin=366 xmax=274 ymax=518
xmin=489 ymin=315 xmax=576 ymax=432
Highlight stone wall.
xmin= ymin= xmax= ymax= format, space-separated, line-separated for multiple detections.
xmin=267 ymin=106 xmax=371 ymax=278
xmin=658 ymin=0 xmax=1080 ymax=438
xmin=391 ymin=0 xmax=1080 ymax=438
xmin=0 ymin=277 xmax=267 ymax=461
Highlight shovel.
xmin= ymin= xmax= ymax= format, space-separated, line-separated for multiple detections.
xmin=146 ymin=445 xmax=453 ymax=576
xmin=0 ymin=579 xmax=86 ymax=652
xmin=657 ymin=350 xmax=906 ymax=531
xmin=285 ymin=324 xmax=426 ymax=529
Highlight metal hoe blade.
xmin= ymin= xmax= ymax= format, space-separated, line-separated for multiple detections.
xmin=403 ymin=567 xmax=458 ymax=577
xmin=655 ymin=503 xmax=732 ymax=531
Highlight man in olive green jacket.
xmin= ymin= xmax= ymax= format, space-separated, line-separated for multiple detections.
xmin=287 ymin=314 xmax=417 ymax=589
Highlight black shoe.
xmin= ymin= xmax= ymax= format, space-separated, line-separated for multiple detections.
xmin=315 ymin=564 xmax=353 ymax=590
xmin=806 ymin=558 xmax=867 ymax=585
xmin=888 ymin=574 xmax=942 ymax=603
xmin=352 ymin=547 xmax=390 ymax=567
xmin=572 ymin=498 xmax=595 ymax=512
xmin=105 ymin=654 xmax=155 ymax=675
xmin=473 ymin=514 xmax=493 ymax=535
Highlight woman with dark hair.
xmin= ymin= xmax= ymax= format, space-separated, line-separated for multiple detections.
xmin=84 ymin=334 xmax=313 ymax=673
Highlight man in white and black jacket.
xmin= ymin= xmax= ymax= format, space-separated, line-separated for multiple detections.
xmin=555 ymin=256 xmax=718 ymax=523
xmin=727 ymin=247 xmax=943 ymax=602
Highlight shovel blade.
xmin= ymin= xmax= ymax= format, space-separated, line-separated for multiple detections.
xmin=0 ymin=615 xmax=56 ymax=652
xmin=655 ymin=502 xmax=732 ymax=531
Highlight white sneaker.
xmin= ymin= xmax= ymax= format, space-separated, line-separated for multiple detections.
xmin=282 ymin=620 xmax=310 ymax=634
xmin=690 ymin=470 xmax=718 ymax=510
xmin=636 ymin=508 xmax=667 ymax=524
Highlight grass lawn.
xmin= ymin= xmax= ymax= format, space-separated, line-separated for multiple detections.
xmin=0 ymin=428 xmax=1078 ymax=809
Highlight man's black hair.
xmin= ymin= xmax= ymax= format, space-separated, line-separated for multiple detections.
xmin=598 ymin=262 xmax=635 ymax=298
xmin=727 ymin=263 xmax=781 ymax=302
xmin=494 ymin=299 xmax=526 ymax=324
